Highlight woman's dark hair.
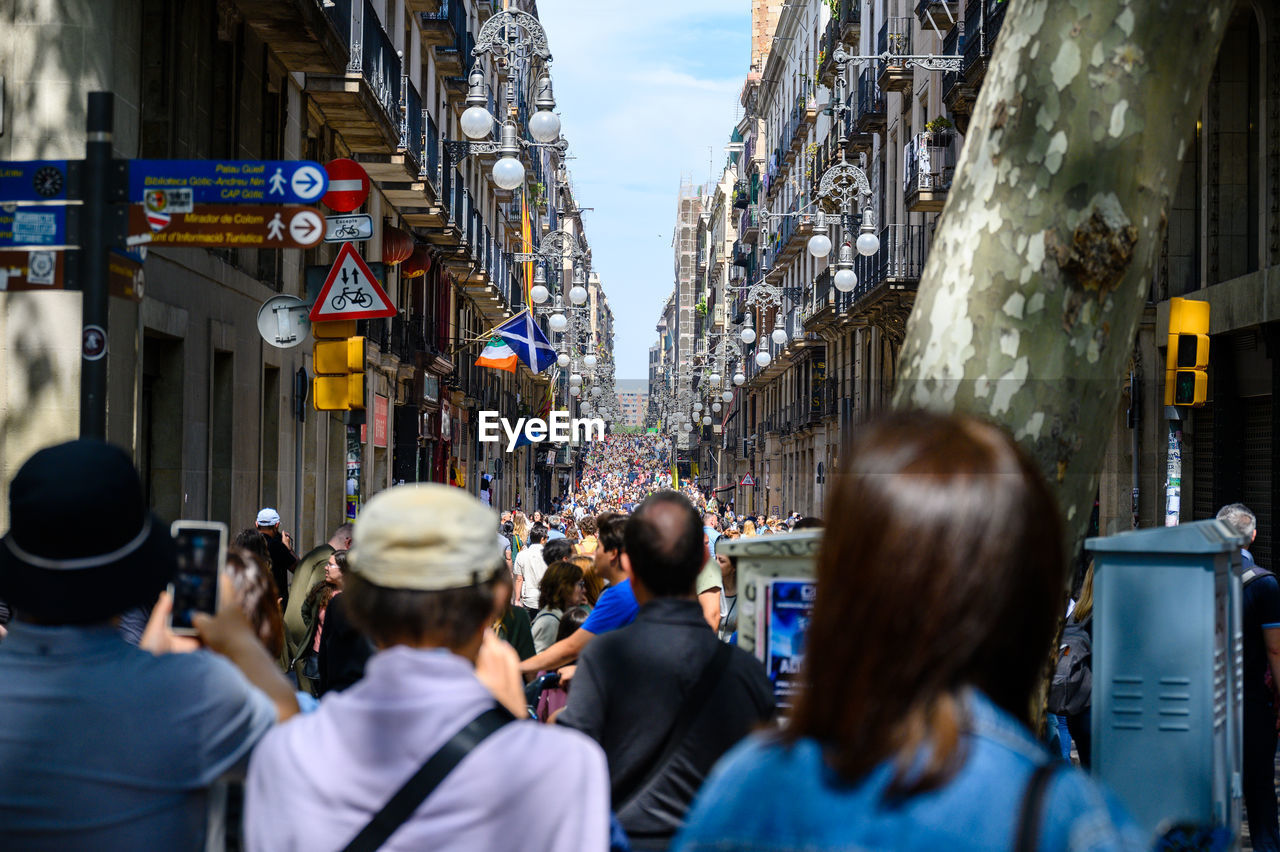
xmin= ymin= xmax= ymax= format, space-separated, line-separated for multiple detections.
xmin=233 ymin=529 xmax=270 ymax=565
xmin=556 ymin=605 xmax=590 ymax=643
xmin=538 ymin=560 xmax=584 ymax=613
xmin=787 ymin=411 xmax=1064 ymax=798
xmin=344 ymin=573 xmax=494 ymax=650
xmin=578 ymin=515 xmax=597 ymax=536
xmin=224 ymin=547 xmax=285 ymax=658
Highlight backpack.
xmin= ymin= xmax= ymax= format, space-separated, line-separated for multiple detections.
xmin=1047 ymin=616 xmax=1092 ymax=716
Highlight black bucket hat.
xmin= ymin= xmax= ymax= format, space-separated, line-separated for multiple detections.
xmin=0 ymin=440 xmax=176 ymax=624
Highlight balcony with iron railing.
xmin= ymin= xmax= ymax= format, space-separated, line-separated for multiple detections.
xmin=876 ymin=17 xmax=914 ymax=93
xmin=916 ymin=0 xmax=961 ymax=32
xmin=962 ymin=0 xmax=1008 ymax=84
xmin=904 ymin=131 xmax=959 ymax=212
xmin=306 ymin=0 xmax=402 ymax=150
xmin=231 ymin=0 xmax=349 ymax=74
xmin=941 ymin=21 xmax=968 ymax=110
xmin=836 ymin=0 xmax=861 ymax=44
xmin=853 ymin=68 xmax=886 ymax=133
xmin=739 ymin=205 xmax=760 ymax=245
xmin=400 ymin=76 xmax=424 ymax=173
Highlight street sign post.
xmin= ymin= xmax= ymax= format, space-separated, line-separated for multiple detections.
xmin=310 ymin=242 xmax=395 ymax=321
xmin=324 ymin=213 xmax=374 ymax=243
xmin=0 ymin=159 xmax=79 ymax=202
xmin=0 ymin=205 xmax=76 ymax=249
xmin=129 ymin=159 xmax=328 ymax=204
xmin=127 ymin=204 xmax=325 ymax=249
xmin=322 ymin=159 xmax=370 ymax=212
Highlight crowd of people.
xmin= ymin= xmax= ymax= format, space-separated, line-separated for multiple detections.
xmin=1 ymin=414 xmax=1271 ymax=851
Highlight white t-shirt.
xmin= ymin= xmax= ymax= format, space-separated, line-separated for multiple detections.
xmin=514 ymin=544 xmax=549 ymax=609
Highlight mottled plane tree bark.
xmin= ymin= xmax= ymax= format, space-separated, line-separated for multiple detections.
xmin=893 ymin=0 xmax=1234 ymax=552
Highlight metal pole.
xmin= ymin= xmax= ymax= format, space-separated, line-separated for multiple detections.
xmin=79 ymin=91 xmax=113 ymax=440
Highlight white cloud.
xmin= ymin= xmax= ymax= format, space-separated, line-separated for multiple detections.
xmin=536 ymin=2 xmax=749 ymax=379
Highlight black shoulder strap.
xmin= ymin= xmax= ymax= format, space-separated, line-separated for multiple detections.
xmin=341 ymin=706 xmax=515 ymax=852
xmin=1014 ymin=762 xmax=1063 ymax=852
xmin=1244 ymin=566 xmax=1274 ymax=587
xmin=612 ymin=642 xmax=735 ymax=810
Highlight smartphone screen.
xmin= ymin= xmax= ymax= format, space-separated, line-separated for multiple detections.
xmin=170 ymin=523 xmax=226 ymax=631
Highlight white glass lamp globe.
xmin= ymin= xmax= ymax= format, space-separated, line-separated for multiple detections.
xmin=692 ymin=401 xmax=702 ymax=412
xmin=569 ymin=372 xmax=582 ymax=386
xmin=703 ymin=415 xmax=712 ymax=426
xmin=460 ymin=105 xmax=494 ymax=140
xmin=684 ymin=421 xmax=694 ymax=432
xmin=568 ymin=285 xmax=589 ymax=306
xmin=591 ymin=386 xmax=602 ymax=398
xmin=722 ymin=390 xmax=734 ymax=402
xmin=530 ymin=284 xmax=550 ymax=304
xmin=755 ymin=350 xmax=772 ymax=368
xmin=807 ymin=233 xmax=832 ymax=258
xmin=771 ymin=328 xmax=788 ymax=346
xmin=856 ymin=231 xmax=880 ymax=256
xmin=740 ymin=327 xmax=756 ymax=345
xmin=528 ymin=109 xmax=561 ymax=143
xmin=583 ymin=354 xmax=598 ymax=368
xmin=548 ymin=312 xmax=568 ymax=332
xmin=709 ymin=372 xmax=721 ymax=387
xmin=557 ymin=352 xmax=570 ymax=368
xmin=834 ymin=268 xmax=858 ymax=292
xmin=712 ymin=402 xmax=722 ymax=413
xmin=733 ymin=372 xmax=745 ymax=386
xmin=493 ymin=156 xmax=525 ymax=190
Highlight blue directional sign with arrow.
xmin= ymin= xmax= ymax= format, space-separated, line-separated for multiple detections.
xmin=129 ymin=160 xmax=329 ymax=204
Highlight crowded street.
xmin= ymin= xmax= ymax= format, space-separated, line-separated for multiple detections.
xmin=0 ymin=0 xmax=1277 ymax=849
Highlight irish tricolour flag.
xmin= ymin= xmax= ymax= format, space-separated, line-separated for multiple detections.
xmin=475 ymin=336 xmax=518 ymax=373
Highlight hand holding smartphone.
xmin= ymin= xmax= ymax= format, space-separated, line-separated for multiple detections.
xmin=169 ymin=521 xmax=228 ymax=635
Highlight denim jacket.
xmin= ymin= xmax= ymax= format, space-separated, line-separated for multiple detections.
xmin=672 ymin=690 xmax=1146 ymax=852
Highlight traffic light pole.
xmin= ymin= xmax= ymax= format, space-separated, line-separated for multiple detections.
xmin=79 ymin=91 xmax=113 ymax=440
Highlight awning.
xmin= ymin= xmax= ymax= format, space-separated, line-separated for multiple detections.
xmin=713 ymin=484 xmax=736 ymax=492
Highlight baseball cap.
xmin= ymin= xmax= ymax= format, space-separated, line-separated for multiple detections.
xmin=348 ymin=484 xmax=502 ymax=591
xmin=256 ymin=508 xmax=281 ymax=526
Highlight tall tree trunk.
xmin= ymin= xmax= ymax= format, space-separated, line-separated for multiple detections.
xmin=893 ymin=0 xmax=1233 ymax=553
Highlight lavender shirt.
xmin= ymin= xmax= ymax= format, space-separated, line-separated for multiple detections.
xmin=245 ymin=646 xmax=610 ymax=851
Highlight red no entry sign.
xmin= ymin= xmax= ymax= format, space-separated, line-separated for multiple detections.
xmin=322 ymin=158 xmax=370 ymax=213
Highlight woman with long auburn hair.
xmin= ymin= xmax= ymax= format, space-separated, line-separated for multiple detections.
xmin=674 ymin=412 xmax=1142 ymax=852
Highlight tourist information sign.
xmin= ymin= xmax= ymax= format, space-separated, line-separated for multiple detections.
xmin=128 ymin=159 xmax=328 ymax=204
xmin=127 ymin=205 xmax=325 ymax=249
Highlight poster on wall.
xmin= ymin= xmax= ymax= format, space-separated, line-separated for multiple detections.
xmin=345 ymin=425 xmax=362 ymax=520
xmin=754 ymin=577 xmax=817 ymax=712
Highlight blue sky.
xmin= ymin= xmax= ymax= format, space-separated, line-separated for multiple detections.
xmin=535 ymin=1 xmax=751 ymax=380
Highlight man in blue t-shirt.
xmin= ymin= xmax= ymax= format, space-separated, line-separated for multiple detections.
xmin=1219 ymin=503 xmax=1280 ymax=852
xmin=520 ymin=513 xmax=636 ymax=678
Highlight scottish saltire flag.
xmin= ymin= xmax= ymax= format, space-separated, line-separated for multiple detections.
xmin=495 ymin=310 xmax=557 ymax=373
xmin=475 ymin=336 xmax=518 ymax=373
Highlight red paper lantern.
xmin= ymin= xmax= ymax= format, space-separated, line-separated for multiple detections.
xmin=382 ymin=226 xmax=413 ymax=266
xmin=402 ymin=247 xmax=431 ymax=279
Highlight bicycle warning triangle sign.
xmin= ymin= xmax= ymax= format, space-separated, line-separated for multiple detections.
xmin=310 ymin=241 xmax=395 ymax=321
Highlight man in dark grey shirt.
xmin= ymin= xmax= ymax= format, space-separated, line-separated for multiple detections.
xmin=558 ymin=492 xmax=774 ymax=850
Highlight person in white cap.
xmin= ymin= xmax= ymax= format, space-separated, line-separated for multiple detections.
xmin=255 ymin=508 xmax=296 ymax=606
xmin=244 ymin=484 xmax=610 ymax=851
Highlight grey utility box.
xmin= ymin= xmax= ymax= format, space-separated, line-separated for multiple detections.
xmin=1085 ymin=519 xmax=1243 ymax=843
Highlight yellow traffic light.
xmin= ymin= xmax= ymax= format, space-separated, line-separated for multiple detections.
xmin=1164 ymin=297 xmax=1209 ymax=407
xmin=312 ymin=320 xmax=365 ymax=411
